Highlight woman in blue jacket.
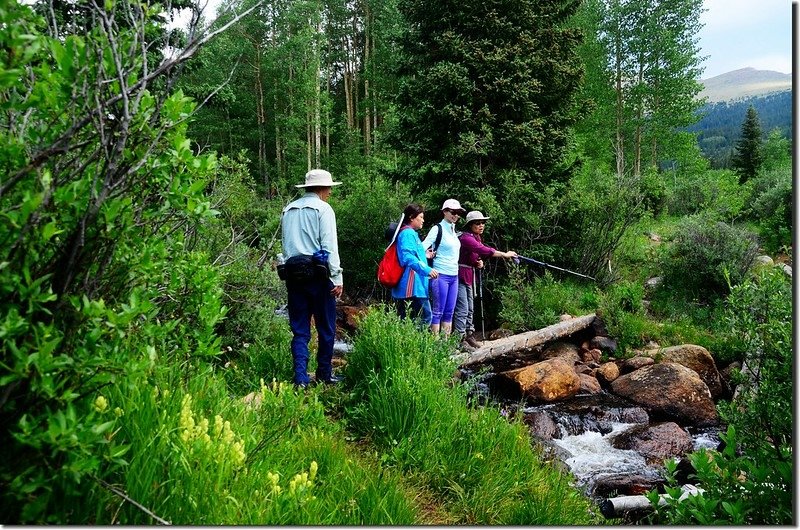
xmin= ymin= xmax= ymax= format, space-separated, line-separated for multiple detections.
xmin=391 ymin=204 xmax=439 ymax=326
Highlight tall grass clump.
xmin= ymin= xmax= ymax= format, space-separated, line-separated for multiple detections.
xmin=86 ymin=365 xmax=417 ymax=525
xmin=343 ymin=308 xmax=598 ymax=525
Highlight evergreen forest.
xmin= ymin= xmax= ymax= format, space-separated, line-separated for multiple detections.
xmin=0 ymin=0 xmax=792 ymax=525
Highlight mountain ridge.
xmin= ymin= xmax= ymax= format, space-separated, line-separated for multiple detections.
xmin=699 ymin=67 xmax=792 ymax=103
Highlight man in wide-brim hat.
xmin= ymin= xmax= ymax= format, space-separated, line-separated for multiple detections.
xmin=281 ymin=169 xmax=344 ymax=388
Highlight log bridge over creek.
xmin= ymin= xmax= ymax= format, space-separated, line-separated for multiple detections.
xmin=453 ymin=313 xmax=599 ymax=370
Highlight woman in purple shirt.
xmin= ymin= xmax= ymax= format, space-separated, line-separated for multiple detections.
xmin=454 ymin=211 xmax=518 ymax=351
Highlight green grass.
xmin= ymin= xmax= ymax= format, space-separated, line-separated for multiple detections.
xmin=342 ymin=308 xmax=600 ymax=524
xmin=91 ymin=365 xmax=418 ymax=525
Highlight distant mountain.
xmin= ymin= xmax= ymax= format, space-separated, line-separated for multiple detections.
xmin=700 ymin=67 xmax=792 ymax=103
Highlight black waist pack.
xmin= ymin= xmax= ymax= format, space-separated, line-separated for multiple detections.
xmin=278 ymin=255 xmax=329 ymax=283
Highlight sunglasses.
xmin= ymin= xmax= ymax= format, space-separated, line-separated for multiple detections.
xmin=444 ymin=209 xmax=462 ymax=216
xmin=473 ymin=221 xmax=486 ymax=225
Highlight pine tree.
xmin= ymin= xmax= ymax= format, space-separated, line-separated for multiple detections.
xmin=391 ymin=0 xmax=584 ymax=192
xmin=731 ymin=105 xmax=764 ymax=183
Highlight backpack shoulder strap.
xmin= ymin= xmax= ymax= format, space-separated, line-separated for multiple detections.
xmin=432 ymin=223 xmax=443 ymax=251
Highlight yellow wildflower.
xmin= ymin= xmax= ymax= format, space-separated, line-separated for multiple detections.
xmin=114 ymin=407 xmax=124 ymax=417
xmin=94 ymin=395 xmax=108 ymax=413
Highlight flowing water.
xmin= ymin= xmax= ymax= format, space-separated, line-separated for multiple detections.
xmin=471 ymin=374 xmax=722 ymax=500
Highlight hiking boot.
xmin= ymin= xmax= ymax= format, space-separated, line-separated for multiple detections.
xmin=459 ymin=340 xmax=477 ymax=353
xmin=317 ymin=374 xmax=344 ymax=386
xmin=465 ymin=333 xmax=481 ymax=348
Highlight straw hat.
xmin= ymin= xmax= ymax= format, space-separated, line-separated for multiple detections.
xmin=296 ymin=169 xmax=342 ymax=188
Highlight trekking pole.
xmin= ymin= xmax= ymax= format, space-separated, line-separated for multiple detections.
xmin=515 ymin=255 xmax=597 ymax=281
xmin=477 ymin=267 xmax=485 ymax=341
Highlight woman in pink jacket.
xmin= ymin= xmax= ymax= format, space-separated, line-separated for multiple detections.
xmin=454 ymin=210 xmax=517 ymax=351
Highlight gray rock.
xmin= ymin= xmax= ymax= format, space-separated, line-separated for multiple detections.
xmin=610 ymin=422 xmax=694 ymax=465
xmin=611 ymin=362 xmax=718 ymax=426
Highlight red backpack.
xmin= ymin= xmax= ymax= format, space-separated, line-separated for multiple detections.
xmin=377 ymin=227 xmax=409 ymax=288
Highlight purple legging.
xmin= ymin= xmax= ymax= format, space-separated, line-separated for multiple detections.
xmin=430 ymin=273 xmax=459 ymax=325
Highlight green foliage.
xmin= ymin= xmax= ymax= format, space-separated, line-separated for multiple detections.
xmin=659 ymin=217 xmax=758 ymax=298
xmin=744 ymin=160 xmax=792 ymax=253
xmin=392 ymin=0 xmax=583 ymax=190
xmin=646 ymin=267 xmax=792 ymax=524
xmin=0 ymin=3 xmax=225 ymax=521
xmin=342 ymin=308 xmax=598 ymax=524
xmin=89 ymin=369 xmax=417 ymax=525
xmin=596 ymin=280 xmax=657 ymax=352
xmin=333 ymin=169 xmax=413 ymax=299
xmin=664 ymin=169 xmax=748 ymax=221
xmin=196 ymin=153 xmax=293 ymax=391
xmin=559 ymin=164 xmax=648 ymax=281
xmin=498 ymin=269 xmax=598 ymax=332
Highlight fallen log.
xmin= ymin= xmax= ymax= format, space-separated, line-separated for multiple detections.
xmin=599 ymin=484 xmax=704 ymax=519
xmin=458 ymin=314 xmax=597 ymax=369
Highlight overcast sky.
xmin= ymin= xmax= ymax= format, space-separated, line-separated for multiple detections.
xmin=698 ymin=0 xmax=792 ymax=79
xmin=176 ymin=0 xmax=794 ymax=79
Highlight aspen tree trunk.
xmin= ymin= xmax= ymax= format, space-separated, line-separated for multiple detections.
xmin=326 ymin=72 xmax=331 ymax=160
xmin=343 ymin=36 xmax=353 ymax=129
xmin=254 ymin=47 xmax=268 ymax=190
xmin=315 ymin=18 xmax=322 ymax=168
xmin=634 ymin=58 xmax=643 ymax=177
xmin=363 ymin=3 xmax=371 ymax=154
xmin=614 ymin=34 xmax=625 ymax=177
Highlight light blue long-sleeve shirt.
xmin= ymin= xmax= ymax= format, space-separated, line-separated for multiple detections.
xmin=422 ymin=219 xmax=460 ymax=276
xmin=281 ymin=192 xmax=343 ymax=286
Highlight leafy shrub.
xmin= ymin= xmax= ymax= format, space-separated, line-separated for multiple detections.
xmin=659 ymin=217 xmax=758 ymax=298
xmin=745 ymin=163 xmax=791 ymax=253
xmin=197 ymin=154 xmax=294 ymax=391
xmin=0 ymin=5 xmax=227 ymax=521
xmin=559 ymin=164 xmax=648 ymax=282
xmin=665 ymin=169 xmax=748 ymax=221
xmin=596 ymin=280 xmax=658 ymax=352
xmin=497 ymin=269 xmax=598 ymax=332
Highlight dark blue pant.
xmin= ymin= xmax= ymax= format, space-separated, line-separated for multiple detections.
xmin=286 ymin=278 xmax=337 ymax=385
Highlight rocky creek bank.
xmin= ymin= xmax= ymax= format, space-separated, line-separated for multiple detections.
xmin=453 ymin=313 xmax=737 ymax=502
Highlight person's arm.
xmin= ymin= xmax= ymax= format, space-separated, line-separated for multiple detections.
xmin=318 ymin=204 xmax=343 ymax=287
xmin=420 ymin=224 xmax=437 ymax=250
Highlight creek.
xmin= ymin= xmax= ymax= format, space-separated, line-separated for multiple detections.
xmin=467 ymin=372 xmax=722 ymax=503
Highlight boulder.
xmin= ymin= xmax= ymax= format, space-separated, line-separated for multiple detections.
xmin=541 ymin=340 xmax=581 ymax=364
xmin=611 ymin=422 xmax=694 ymax=465
xmin=619 ymin=356 xmax=655 ymax=375
xmin=581 ymin=348 xmax=602 ymax=364
xmin=337 ymin=305 xmax=368 ymax=332
xmin=646 ymin=345 xmax=724 ymax=399
xmin=782 ymin=263 xmax=792 ymax=277
xmin=578 ymin=373 xmax=602 ymax=394
xmin=501 ymin=358 xmax=580 ymax=402
xmin=753 ymin=254 xmax=774 ymax=267
xmin=611 ymin=363 xmax=718 ymax=426
xmin=644 ymin=276 xmax=663 ymax=291
xmin=590 ymin=336 xmax=618 ymax=355
xmin=523 ymin=410 xmax=561 ymax=440
xmin=592 ymin=474 xmax=665 ymax=498
xmin=596 ymin=361 xmax=621 ymax=385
